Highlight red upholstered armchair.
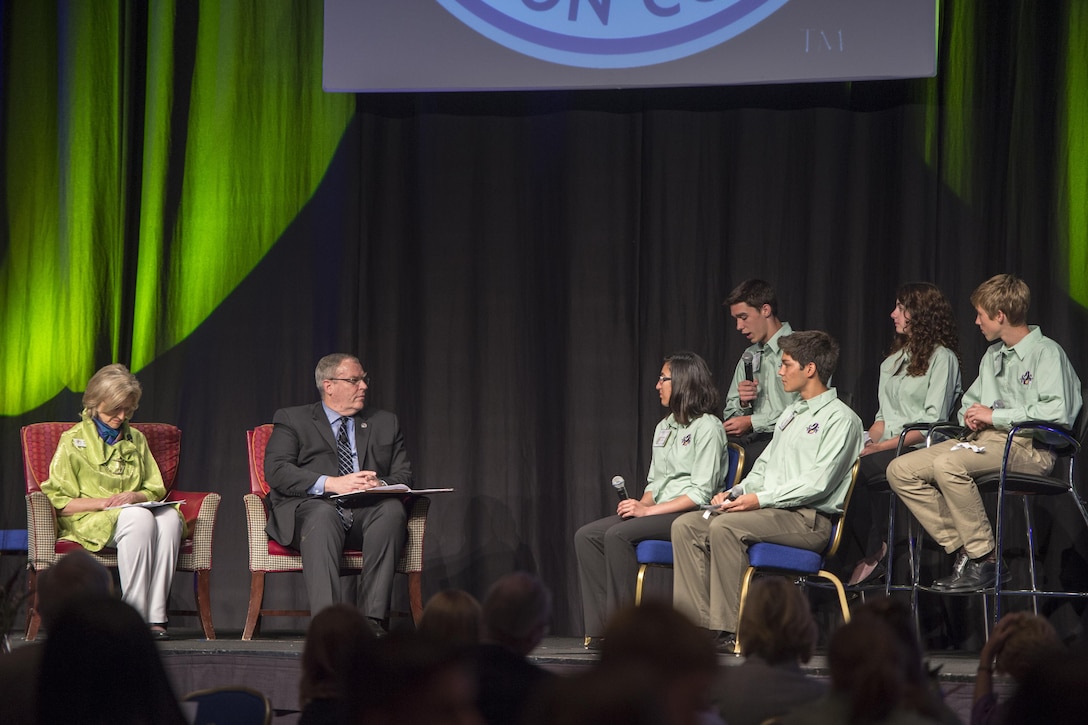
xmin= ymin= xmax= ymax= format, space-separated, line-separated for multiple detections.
xmin=22 ymin=422 xmax=220 ymax=639
xmin=242 ymin=424 xmax=430 ymax=640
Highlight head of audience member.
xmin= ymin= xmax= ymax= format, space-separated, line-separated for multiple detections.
xmin=779 ymin=330 xmax=839 ymax=387
xmin=724 ymin=278 xmax=780 ymax=345
xmin=1002 ymin=643 xmax=1088 ymax=724
xmin=826 ymin=614 xmax=915 ymax=724
xmin=889 ymin=282 xmax=961 ymax=376
xmin=36 ymin=550 xmax=114 ymax=630
xmin=600 ymin=602 xmax=718 ymax=725
xmin=850 ymin=597 xmax=950 ymax=722
xmin=971 ymin=273 xmax=1030 ymax=330
xmin=992 ymin=611 xmax=1064 ymax=682
xmin=737 ymin=576 xmax=817 ymax=665
xmin=82 ymin=363 xmax=141 ymax=426
xmin=661 ymin=351 xmax=720 ymax=426
xmin=345 ymin=631 xmax=483 ymax=725
xmin=36 ymin=594 xmax=186 ymax=725
xmin=315 ymin=353 xmax=368 ymax=416
xmin=419 ymin=589 xmax=483 ymax=647
xmin=831 ymin=596 xmax=953 ymax=722
xmin=481 ymin=571 xmax=552 ymax=656
xmin=299 ymin=603 xmax=376 ymax=709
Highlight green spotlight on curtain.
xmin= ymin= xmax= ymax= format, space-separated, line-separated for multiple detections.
xmin=1061 ymin=2 xmax=1088 ymax=307
xmin=0 ymin=0 xmax=354 ymax=415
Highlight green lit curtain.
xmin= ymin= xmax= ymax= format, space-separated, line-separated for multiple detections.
xmin=0 ymin=0 xmax=353 ymax=415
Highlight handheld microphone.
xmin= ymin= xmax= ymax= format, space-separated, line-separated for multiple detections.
xmin=741 ymin=351 xmax=755 ymax=409
xmin=742 ymin=350 xmax=755 ymax=382
xmin=611 ymin=475 xmax=629 ymax=501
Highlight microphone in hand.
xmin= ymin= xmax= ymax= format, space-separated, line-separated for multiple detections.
xmin=612 ymin=475 xmax=629 ymax=501
xmin=741 ymin=351 xmax=755 ymax=409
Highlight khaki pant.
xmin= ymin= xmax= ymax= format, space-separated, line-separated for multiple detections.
xmin=885 ymin=429 xmax=1053 ymax=559
xmin=671 ymin=507 xmax=830 ymax=633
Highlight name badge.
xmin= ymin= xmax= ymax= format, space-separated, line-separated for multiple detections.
xmin=653 ymin=428 xmax=672 ymax=447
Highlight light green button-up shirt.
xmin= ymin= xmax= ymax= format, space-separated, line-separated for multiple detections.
xmin=645 ymin=412 xmax=729 ymax=507
xmin=40 ymin=416 xmax=182 ymax=552
xmin=723 ymin=322 xmax=800 ymax=434
xmin=874 ymin=346 xmax=961 ymax=441
xmin=736 ymin=388 xmax=863 ymax=514
xmin=961 ymin=326 xmax=1082 ymax=435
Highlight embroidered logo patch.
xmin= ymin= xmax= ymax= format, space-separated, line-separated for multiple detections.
xmin=434 ymin=0 xmax=791 ymax=69
xmin=1019 ymin=370 xmax=1033 ymax=385
xmin=806 ymin=423 xmax=820 ymax=434
xmin=681 ymin=434 xmax=692 ymax=446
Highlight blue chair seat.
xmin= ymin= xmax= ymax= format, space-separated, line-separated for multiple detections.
xmin=632 ymin=443 xmax=746 ymax=606
xmin=635 ymin=539 xmax=674 ymax=566
xmin=0 ymin=530 xmax=28 ymax=553
xmin=746 ymin=542 xmax=822 ymax=574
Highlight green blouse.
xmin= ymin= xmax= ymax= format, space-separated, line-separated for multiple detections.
xmin=40 ymin=416 xmax=184 ymax=552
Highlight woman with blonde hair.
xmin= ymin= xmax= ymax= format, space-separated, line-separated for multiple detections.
xmin=40 ymin=363 xmax=184 ymax=638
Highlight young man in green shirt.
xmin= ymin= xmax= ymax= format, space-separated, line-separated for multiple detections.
xmin=886 ymin=274 xmax=1082 ymax=592
xmin=672 ymin=330 xmax=863 ymax=653
xmin=721 ymin=279 xmax=800 ymax=468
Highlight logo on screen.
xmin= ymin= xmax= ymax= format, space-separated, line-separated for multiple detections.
xmin=434 ymin=0 xmax=791 ymax=69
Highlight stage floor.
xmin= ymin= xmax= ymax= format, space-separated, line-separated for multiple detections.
xmin=6 ymin=627 xmax=1010 ymax=722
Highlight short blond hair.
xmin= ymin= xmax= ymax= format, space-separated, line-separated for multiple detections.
xmin=970 ymin=274 xmax=1030 ymax=326
xmin=82 ymin=364 xmax=141 ymax=419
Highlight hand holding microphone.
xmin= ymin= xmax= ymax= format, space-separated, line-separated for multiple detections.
xmin=739 ymin=350 xmax=757 ymax=409
xmin=612 ymin=475 xmax=638 ymax=518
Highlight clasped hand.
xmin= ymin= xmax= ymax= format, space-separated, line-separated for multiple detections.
xmin=707 ymin=492 xmax=760 ymax=512
xmin=963 ymin=403 xmax=995 ymax=431
xmin=103 ymin=491 xmax=146 ymax=508
xmin=326 ymin=470 xmax=382 ymax=494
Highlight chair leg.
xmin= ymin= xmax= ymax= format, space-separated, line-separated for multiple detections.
xmin=194 ymin=569 xmax=215 ymax=640
xmin=819 ymin=571 xmax=852 ymax=625
xmin=408 ymin=571 xmax=423 ymax=626
xmin=635 ymin=564 xmax=649 ymax=606
xmin=25 ymin=569 xmax=40 ymax=641
xmin=883 ymin=491 xmax=898 ymax=597
xmin=1022 ymin=497 xmax=1040 ymax=615
xmin=735 ymin=567 xmax=758 ymax=656
xmin=242 ymin=572 xmax=265 ymax=641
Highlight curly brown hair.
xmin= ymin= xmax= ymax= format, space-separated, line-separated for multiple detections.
xmin=888 ymin=283 xmax=961 ymax=377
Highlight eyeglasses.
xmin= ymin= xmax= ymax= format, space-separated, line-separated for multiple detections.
xmin=329 ymin=375 xmax=370 ymax=387
xmin=102 ymin=406 xmax=138 ymax=418
xmin=658 ymin=375 xmax=672 ymax=383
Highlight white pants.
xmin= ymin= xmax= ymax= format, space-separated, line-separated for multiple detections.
xmin=108 ymin=506 xmax=182 ymax=624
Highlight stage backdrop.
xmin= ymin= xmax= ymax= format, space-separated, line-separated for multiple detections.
xmin=2 ymin=0 xmax=1087 ymax=641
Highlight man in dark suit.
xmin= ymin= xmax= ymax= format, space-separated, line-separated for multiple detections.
xmin=264 ymin=353 xmax=413 ymax=634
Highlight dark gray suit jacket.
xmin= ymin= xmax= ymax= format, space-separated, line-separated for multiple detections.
xmin=263 ymin=402 xmax=413 ymax=545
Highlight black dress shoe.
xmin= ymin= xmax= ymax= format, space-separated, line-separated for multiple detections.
xmin=366 ymin=617 xmax=389 ymax=638
xmin=150 ymin=625 xmax=170 ymax=640
xmin=934 ymin=558 xmax=1010 ymax=593
xmin=583 ymin=636 xmax=604 ymax=651
xmin=713 ymin=632 xmax=737 ymax=655
xmin=930 ymin=549 xmax=970 ymax=591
